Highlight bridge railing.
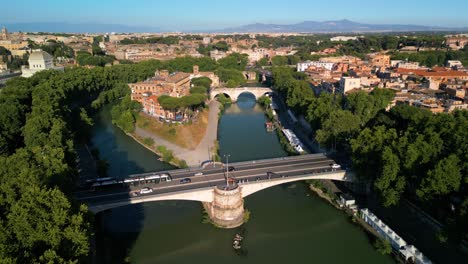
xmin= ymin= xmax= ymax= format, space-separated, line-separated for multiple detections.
xmin=126 ymin=153 xmax=327 ymax=179
xmin=229 ymin=153 xmax=325 ymax=167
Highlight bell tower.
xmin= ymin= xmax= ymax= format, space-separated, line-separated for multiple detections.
xmin=1 ymin=26 xmax=9 ymax=40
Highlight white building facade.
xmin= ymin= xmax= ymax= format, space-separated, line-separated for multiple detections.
xmin=21 ymin=50 xmax=64 ymax=78
xmin=297 ymin=61 xmax=335 ymax=72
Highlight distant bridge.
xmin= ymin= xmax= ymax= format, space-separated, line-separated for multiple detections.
xmin=76 ymin=154 xmax=352 ymax=214
xmin=210 ymin=87 xmax=273 ymax=102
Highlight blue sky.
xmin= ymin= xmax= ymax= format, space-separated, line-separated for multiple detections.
xmin=2 ymin=0 xmax=468 ymax=30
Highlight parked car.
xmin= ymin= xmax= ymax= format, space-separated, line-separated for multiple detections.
xmin=180 ymin=178 xmax=192 ymax=184
xmin=228 ymin=166 xmax=236 ymax=172
xmin=139 ymin=187 xmax=153 ymax=194
xmin=330 ymin=163 xmax=341 ymax=169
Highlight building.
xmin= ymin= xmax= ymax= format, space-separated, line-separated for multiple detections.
xmin=1 ymin=26 xmax=9 ymax=40
xmin=320 ymin=56 xmax=362 ymax=65
xmin=297 ymin=61 xmax=335 ymax=72
xmin=210 ymin=50 xmax=227 ymax=61
xmin=447 ymin=60 xmax=463 ymax=68
xmin=0 ymin=39 xmax=29 ymax=51
xmin=191 ymin=65 xmax=220 ymax=87
xmin=395 ymin=61 xmax=420 ymax=69
xmin=339 ymin=77 xmax=361 ymax=94
xmin=21 ymin=50 xmax=64 ymax=78
xmin=130 ymin=65 xmax=218 ymax=120
xmin=338 ymin=193 xmax=356 ymax=208
xmin=330 ymin=36 xmax=359 ymax=42
xmin=445 ymin=99 xmax=468 ymax=112
xmin=369 ymin=54 xmax=390 ymax=68
xmin=360 ymin=209 xmax=432 ymax=264
xmin=396 ymin=68 xmax=468 ymax=81
xmin=445 ymin=86 xmax=466 ymax=99
xmin=202 ymin=37 xmax=211 ymax=45
xmin=446 ymin=34 xmax=468 ymax=50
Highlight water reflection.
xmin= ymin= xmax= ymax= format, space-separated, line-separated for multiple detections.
xmin=93 ymin=96 xmax=393 ymax=264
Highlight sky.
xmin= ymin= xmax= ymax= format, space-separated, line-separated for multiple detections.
xmin=2 ymin=0 xmax=468 ymax=30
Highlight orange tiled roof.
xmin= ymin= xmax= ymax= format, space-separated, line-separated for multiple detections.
xmin=395 ymin=68 xmax=468 ymax=77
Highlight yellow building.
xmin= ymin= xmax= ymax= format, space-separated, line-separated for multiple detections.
xmin=0 ymin=40 xmax=29 ymax=51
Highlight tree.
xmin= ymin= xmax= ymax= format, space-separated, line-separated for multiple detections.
xmin=256 ymin=57 xmax=269 ymax=67
xmin=190 ymin=86 xmax=208 ymax=94
xmin=215 ymin=68 xmax=245 ymax=87
xmin=374 ymin=147 xmax=404 ymax=207
xmin=4 ymin=186 xmax=90 ymax=263
xmin=191 ymin=77 xmax=212 ymax=89
xmin=416 ymin=155 xmax=462 ymax=200
xmin=218 ymin=53 xmax=248 ymax=71
xmin=373 ymin=238 xmax=392 ymax=255
xmin=350 ymin=126 xmax=398 ymax=182
xmin=286 ymin=80 xmax=314 ymax=113
xmin=315 ymin=109 xmax=360 ymax=150
xmin=271 ymin=56 xmax=288 ymax=66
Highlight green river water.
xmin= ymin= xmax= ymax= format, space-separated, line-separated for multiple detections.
xmin=92 ymin=94 xmax=393 ymax=264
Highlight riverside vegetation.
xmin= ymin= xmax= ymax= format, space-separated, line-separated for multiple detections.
xmin=271 ymin=65 xmax=468 ymax=243
xmin=0 ymin=53 xmax=252 ymax=262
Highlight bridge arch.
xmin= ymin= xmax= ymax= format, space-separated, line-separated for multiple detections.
xmin=88 ymin=188 xmax=215 ymax=214
xmin=240 ymin=171 xmax=353 ymax=198
xmin=210 ymin=87 xmax=273 ymax=102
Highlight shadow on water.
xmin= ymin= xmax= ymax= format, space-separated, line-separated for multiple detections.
xmin=90 ymin=96 xmax=395 ymax=264
xmin=90 ymin=104 xmax=175 ymax=263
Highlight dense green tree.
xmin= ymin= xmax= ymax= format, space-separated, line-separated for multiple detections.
xmin=215 ymin=68 xmax=245 ymax=87
xmin=271 ymin=56 xmax=288 ymax=66
xmin=373 ymin=238 xmax=392 ymax=255
xmin=350 ymin=126 xmax=398 ymax=181
xmin=416 ymin=155 xmax=461 ymax=200
xmin=256 ymin=57 xmax=269 ymax=67
xmin=315 ymin=109 xmax=360 ymax=150
xmin=374 ymin=147 xmax=404 ymax=207
xmin=190 ymin=77 xmax=212 ymax=89
xmin=218 ymin=53 xmax=248 ymax=71
xmin=286 ymin=80 xmax=314 ymax=113
xmin=190 ymin=86 xmax=208 ymax=94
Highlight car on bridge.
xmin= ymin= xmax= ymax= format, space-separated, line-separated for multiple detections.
xmin=139 ymin=187 xmax=153 ymax=194
xmin=180 ymin=178 xmax=192 ymax=184
xmin=330 ymin=163 xmax=341 ymax=169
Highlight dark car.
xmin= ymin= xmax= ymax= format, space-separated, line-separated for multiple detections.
xmin=228 ymin=166 xmax=235 ymax=172
xmin=180 ymin=178 xmax=192 ymax=184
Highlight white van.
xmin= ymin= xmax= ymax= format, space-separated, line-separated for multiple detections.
xmin=194 ymin=172 xmax=203 ymax=176
xmin=139 ymin=187 xmax=153 ymax=194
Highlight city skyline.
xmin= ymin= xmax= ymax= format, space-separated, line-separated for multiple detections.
xmin=2 ymin=0 xmax=468 ymax=31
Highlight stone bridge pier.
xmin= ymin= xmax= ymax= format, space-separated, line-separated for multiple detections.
xmin=204 ymin=185 xmax=244 ymax=228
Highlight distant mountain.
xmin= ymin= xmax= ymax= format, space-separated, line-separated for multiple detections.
xmin=220 ymin=19 xmax=468 ymax=33
xmin=2 ymin=20 xmax=468 ymax=34
xmin=2 ymin=22 xmax=161 ymax=33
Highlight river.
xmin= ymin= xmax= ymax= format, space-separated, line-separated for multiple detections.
xmin=93 ymin=94 xmax=393 ymax=263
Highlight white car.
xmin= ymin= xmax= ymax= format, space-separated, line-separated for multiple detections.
xmin=331 ymin=163 xmax=341 ymax=169
xmin=139 ymin=187 xmax=153 ymax=194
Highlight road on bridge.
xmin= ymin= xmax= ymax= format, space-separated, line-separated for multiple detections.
xmin=76 ymin=154 xmax=344 ymax=207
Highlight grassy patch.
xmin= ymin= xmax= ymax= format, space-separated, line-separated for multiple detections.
xmin=135 ymin=110 xmax=209 ymax=149
xmin=243 ymin=209 xmax=251 ymax=223
xmin=142 ymin=137 xmax=155 ymax=146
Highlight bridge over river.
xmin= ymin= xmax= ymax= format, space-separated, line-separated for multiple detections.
xmin=210 ymin=87 xmax=273 ymax=102
xmin=76 ymin=153 xmax=352 ymax=228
